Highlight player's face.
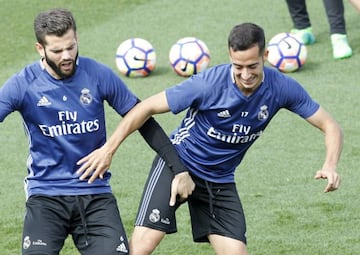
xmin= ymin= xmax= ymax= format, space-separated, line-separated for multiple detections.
xmin=36 ymin=29 xmax=78 ymax=79
xmin=229 ymin=45 xmax=266 ymax=96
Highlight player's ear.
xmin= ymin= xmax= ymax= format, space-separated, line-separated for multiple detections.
xmin=228 ymin=47 xmax=234 ymax=62
xmin=75 ymin=32 xmax=79 ymax=44
xmin=35 ymin=42 xmax=45 ymax=58
xmin=263 ymin=49 xmax=269 ymax=61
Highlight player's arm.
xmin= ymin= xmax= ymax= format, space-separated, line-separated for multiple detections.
xmin=77 ymin=91 xmax=171 ymax=181
xmin=76 ymin=91 xmax=195 ymax=203
xmin=137 ymin=100 xmax=188 ymax=177
xmin=305 ymin=106 xmax=343 ymax=192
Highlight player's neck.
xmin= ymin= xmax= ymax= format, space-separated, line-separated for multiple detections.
xmin=41 ymin=58 xmax=61 ymax=80
xmin=234 ymin=74 xmax=263 ymax=97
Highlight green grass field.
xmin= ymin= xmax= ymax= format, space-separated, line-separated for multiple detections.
xmin=0 ymin=0 xmax=359 ymax=254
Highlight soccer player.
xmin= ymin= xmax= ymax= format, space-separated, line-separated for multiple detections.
xmin=0 ymin=8 xmax=193 ymax=255
xmin=285 ymin=0 xmax=352 ymax=60
xmin=78 ymin=23 xmax=343 ymax=255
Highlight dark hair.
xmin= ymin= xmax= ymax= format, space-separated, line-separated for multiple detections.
xmin=228 ymin=23 xmax=266 ymax=54
xmin=34 ymin=8 xmax=76 ymax=45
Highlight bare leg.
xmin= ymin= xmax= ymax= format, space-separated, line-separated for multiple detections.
xmin=209 ymin=234 xmax=248 ymax=255
xmin=129 ymin=226 xmax=166 ymax=255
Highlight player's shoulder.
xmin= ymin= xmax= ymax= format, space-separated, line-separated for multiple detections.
xmin=77 ymin=56 xmax=113 ymax=73
xmin=202 ymin=63 xmax=230 ymax=77
xmin=264 ymin=66 xmax=286 ymax=79
xmin=263 ymin=66 xmax=298 ymax=85
xmin=195 ymin=63 xmax=231 ymax=86
xmin=263 ymin=66 xmax=306 ymax=100
xmin=11 ymin=60 xmax=43 ymax=84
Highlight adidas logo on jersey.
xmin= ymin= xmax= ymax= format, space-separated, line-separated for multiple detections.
xmin=217 ymin=110 xmax=231 ymax=118
xmin=37 ymin=96 xmax=51 ymax=106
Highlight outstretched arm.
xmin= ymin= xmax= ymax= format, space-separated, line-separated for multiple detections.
xmin=76 ymin=91 xmax=195 ymax=204
xmin=306 ymin=106 xmax=343 ymax=192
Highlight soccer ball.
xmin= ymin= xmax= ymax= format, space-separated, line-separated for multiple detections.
xmin=115 ymin=38 xmax=156 ymax=77
xmin=169 ymin=37 xmax=211 ymax=77
xmin=267 ymin=32 xmax=307 ymax=73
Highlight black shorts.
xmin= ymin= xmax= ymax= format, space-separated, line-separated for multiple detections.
xmin=135 ymin=155 xmax=247 ymax=244
xmin=22 ymin=193 xmax=129 ymax=255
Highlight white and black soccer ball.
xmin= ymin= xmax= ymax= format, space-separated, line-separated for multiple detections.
xmin=115 ymin=38 xmax=156 ymax=77
xmin=267 ymin=32 xmax=307 ymax=73
xmin=169 ymin=37 xmax=211 ymax=77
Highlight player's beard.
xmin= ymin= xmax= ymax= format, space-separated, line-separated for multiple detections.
xmin=44 ymin=51 xmax=78 ymax=80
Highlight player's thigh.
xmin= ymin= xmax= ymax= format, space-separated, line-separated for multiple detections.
xmin=130 ymin=226 xmax=166 ymax=255
xmin=73 ymin=193 xmax=129 ymax=255
xmin=188 ymin=178 xmax=247 ymax=244
xmin=22 ymin=195 xmax=70 ymax=255
xmin=135 ymin=156 xmax=179 ymax=233
xmin=209 ymin=234 xmax=248 ymax=255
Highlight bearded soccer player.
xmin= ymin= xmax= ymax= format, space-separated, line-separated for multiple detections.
xmin=0 ymin=8 xmax=193 ymax=255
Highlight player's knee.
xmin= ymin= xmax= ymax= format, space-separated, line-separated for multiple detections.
xmin=129 ymin=238 xmax=157 ymax=255
xmin=129 ymin=230 xmax=163 ymax=255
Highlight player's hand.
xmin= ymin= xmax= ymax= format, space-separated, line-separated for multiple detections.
xmin=169 ymin=171 xmax=195 ymax=206
xmin=76 ymin=145 xmax=113 ymax=184
xmin=314 ymin=168 xmax=340 ymax=193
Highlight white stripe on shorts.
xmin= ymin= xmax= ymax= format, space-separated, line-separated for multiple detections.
xmin=135 ymin=157 xmax=165 ymax=226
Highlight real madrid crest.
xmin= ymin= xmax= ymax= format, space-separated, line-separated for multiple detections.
xmin=80 ymin=88 xmax=92 ymax=105
xmin=23 ymin=236 xmax=31 ymax=250
xmin=149 ymin=209 xmax=161 ymax=223
xmin=258 ymin=105 xmax=269 ymax=120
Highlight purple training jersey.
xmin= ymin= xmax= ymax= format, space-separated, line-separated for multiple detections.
xmin=0 ymin=56 xmax=137 ymax=198
xmin=166 ymin=65 xmax=319 ymax=183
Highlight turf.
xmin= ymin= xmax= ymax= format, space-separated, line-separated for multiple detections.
xmin=0 ymin=0 xmax=359 ymax=254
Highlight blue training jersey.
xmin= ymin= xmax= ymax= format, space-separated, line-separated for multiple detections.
xmin=0 ymin=57 xmax=137 ymax=198
xmin=166 ymin=64 xmax=319 ymax=183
